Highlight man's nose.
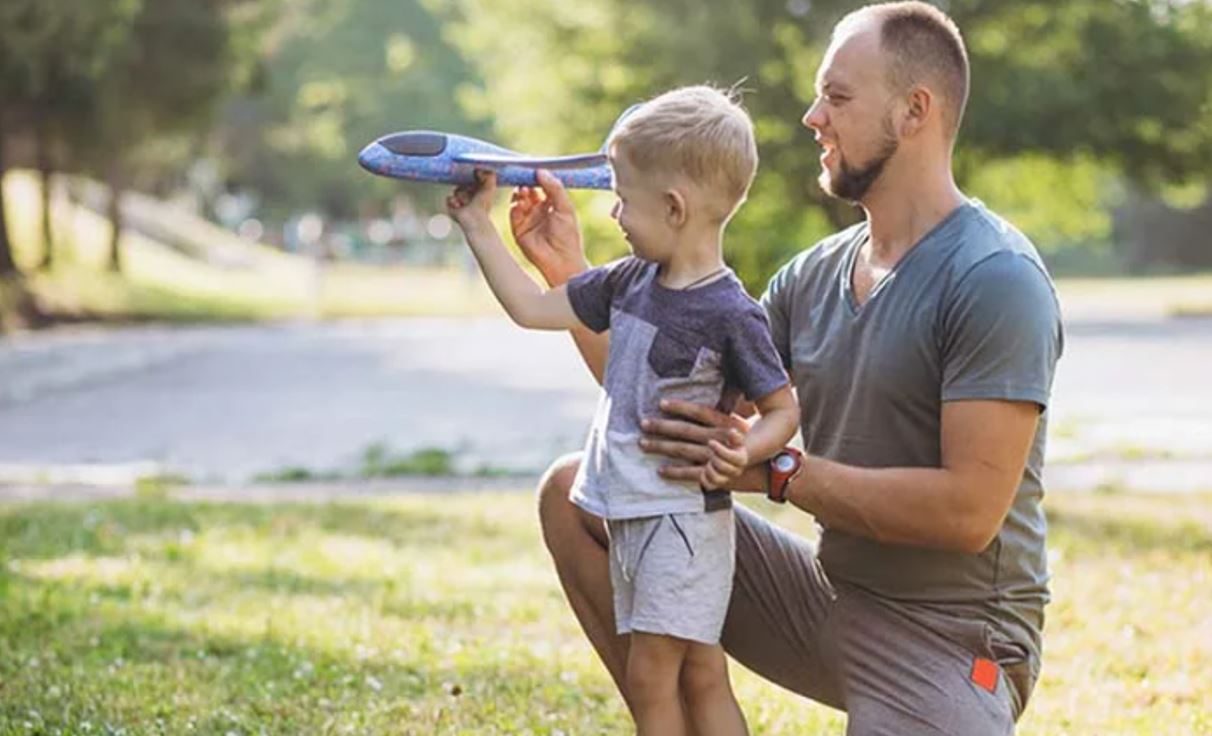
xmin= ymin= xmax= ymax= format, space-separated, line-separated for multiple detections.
xmin=610 ymin=201 xmax=621 ymax=220
xmin=803 ymin=98 xmax=825 ymax=131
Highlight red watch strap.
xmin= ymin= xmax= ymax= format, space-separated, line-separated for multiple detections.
xmin=767 ymin=448 xmax=803 ymax=503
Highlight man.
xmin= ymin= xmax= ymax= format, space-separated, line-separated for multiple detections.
xmin=506 ymin=2 xmax=1063 ymax=733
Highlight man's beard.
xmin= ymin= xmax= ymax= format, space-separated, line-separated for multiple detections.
xmin=821 ymin=119 xmax=899 ymax=202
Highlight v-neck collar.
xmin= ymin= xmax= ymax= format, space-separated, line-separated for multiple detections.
xmin=841 ymin=202 xmax=973 ymax=315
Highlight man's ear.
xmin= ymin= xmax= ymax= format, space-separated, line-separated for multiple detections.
xmin=665 ymin=189 xmax=688 ymax=227
xmin=900 ymin=85 xmax=933 ymax=138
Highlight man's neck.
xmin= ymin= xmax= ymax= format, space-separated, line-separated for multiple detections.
xmin=859 ymin=157 xmax=966 ymax=266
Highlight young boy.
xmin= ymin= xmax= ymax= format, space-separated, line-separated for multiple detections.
xmin=446 ymin=85 xmax=798 ymax=736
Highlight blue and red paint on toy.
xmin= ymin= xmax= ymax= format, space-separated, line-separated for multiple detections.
xmin=357 ymin=105 xmax=642 ymax=190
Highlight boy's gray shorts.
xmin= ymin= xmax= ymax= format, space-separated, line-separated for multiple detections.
xmin=606 ymin=508 xmax=734 ymax=645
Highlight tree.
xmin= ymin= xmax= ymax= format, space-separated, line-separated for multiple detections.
xmin=79 ymin=0 xmax=236 ymax=271
xmin=215 ymin=0 xmax=492 ymax=227
xmin=438 ymin=0 xmax=1212 ymax=288
xmin=0 ymin=0 xmax=142 ymax=273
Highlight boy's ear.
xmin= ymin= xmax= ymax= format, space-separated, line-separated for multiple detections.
xmin=664 ymin=189 xmax=688 ymax=227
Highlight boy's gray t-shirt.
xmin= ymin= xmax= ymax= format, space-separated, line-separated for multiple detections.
xmin=566 ymin=257 xmax=788 ymax=520
xmin=761 ymin=200 xmax=1063 ymax=662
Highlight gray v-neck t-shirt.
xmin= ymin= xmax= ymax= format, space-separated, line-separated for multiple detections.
xmin=761 ymin=200 xmax=1064 ymax=660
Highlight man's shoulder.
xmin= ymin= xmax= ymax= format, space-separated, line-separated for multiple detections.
xmin=948 ymin=201 xmax=1052 ymax=286
xmin=768 ymin=220 xmax=867 ymax=291
xmin=942 ymin=203 xmax=1063 ymax=330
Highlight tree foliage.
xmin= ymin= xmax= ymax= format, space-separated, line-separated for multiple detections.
xmin=216 ymin=0 xmax=491 ymax=221
xmin=438 ymin=0 xmax=1212 ymax=287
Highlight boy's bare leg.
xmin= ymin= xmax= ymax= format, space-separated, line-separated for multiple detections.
xmin=535 ymin=454 xmax=634 ymax=706
xmin=536 ymin=454 xmax=711 ymax=734
xmin=628 ymin=632 xmax=690 ymax=735
xmin=682 ymin=643 xmax=749 ymax=736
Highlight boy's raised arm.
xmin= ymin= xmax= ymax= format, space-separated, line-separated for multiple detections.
xmin=448 ymin=171 xmax=581 ymax=331
xmin=510 ymin=170 xmax=610 ymax=385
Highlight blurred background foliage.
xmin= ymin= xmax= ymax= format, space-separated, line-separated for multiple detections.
xmin=1 ymin=0 xmax=1210 ymax=294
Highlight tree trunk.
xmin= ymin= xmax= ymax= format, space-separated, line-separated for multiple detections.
xmin=107 ymin=166 xmax=124 ymax=273
xmin=0 ymin=112 xmax=18 ymax=278
xmin=37 ymin=122 xmax=55 ymax=271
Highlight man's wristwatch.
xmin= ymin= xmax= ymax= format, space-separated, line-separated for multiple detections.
xmin=767 ymin=448 xmax=804 ymax=504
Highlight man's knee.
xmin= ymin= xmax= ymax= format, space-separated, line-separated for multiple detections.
xmin=536 ymin=452 xmax=603 ymax=550
xmin=536 ymin=451 xmax=580 ymax=510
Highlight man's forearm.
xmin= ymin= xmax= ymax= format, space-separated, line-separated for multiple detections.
xmin=570 ymin=327 xmax=608 ymax=385
xmin=786 ymin=457 xmax=1005 ymax=554
xmin=538 ymin=261 xmax=608 ymax=385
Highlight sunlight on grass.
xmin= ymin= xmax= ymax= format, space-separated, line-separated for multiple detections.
xmin=1 ymin=491 xmax=1210 ymax=734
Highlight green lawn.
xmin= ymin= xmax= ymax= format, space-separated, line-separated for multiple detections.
xmin=2 ymin=490 xmax=1209 ymax=734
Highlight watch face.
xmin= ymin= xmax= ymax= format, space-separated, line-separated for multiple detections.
xmin=774 ymin=454 xmax=796 ymax=472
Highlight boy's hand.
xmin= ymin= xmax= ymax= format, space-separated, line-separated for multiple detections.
xmin=509 ymin=170 xmax=588 ymax=287
xmin=446 ymin=170 xmax=497 ymax=231
xmin=701 ymin=429 xmax=749 ymax=490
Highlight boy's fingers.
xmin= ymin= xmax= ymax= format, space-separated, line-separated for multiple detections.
xmin=707 ymin=439 xmax=745 ymax=465
xmin=471 ymin=169 xmax=498 ymax=197
xmin=709 ymin=453 xmax=742 ymax=477
xmin=702 ymin=465 xmax=727 ymax=489
xmin=535 ymin=169 xmax=574 ymax=212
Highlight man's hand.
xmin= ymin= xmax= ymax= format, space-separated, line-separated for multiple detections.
xmin=509 ymin=170 xmax=589 ymax=287
xmin=640 ymin=399 xmax=765 ymax=492
xmin=446 ymin=170 xmax=497 ymax=231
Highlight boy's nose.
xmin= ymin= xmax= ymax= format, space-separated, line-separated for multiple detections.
xmin=610 ymin=201 xmax=621 ymax=220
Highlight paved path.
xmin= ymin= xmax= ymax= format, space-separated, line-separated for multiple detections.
xmin=1 ymin=315 xmax=1210 ymax=492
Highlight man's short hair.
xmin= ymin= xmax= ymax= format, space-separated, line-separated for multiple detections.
xmin=843 ymin=1 xmax=970 ymax=138
xmin=608 ymin=85 xmax=759 ymax=221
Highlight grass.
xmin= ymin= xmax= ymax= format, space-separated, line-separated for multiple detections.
xmin=1 ymin=490 xmax=1210 ymax=734
xmin=249 ymin=445 xmax=517 ymax=483
xmin=1055 ymin=272 xmax=1212 ymax=319
xmin=3 ymin=171 xmax=502 ymax=323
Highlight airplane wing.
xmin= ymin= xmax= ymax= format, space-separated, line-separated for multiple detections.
xmin=452 ymin=152 xmax=608 ymax=170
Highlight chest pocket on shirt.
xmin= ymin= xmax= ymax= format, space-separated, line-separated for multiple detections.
xmin=647 ymin=328 xmax=707 ymax=378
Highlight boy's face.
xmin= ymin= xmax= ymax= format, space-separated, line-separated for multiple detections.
xmin=608 ymin=149 xmax=675 ymax=262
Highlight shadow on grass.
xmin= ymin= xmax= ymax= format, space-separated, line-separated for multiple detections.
xmin=0 ymin=573 xmax=433 ymax=732
xmin=0 ymin=569 xmax=622 ymax=733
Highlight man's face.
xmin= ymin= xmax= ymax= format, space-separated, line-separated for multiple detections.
xmin=802 ymin=24 xmax=900 ymax=202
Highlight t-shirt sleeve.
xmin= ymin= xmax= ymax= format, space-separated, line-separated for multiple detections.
xmin=726 ymin=303 xmax=792 ymax=402
xmin=941 ymin=251 xmax=1064 ymax=410
xmin=759 ymin=262 xmax=795 ymax=371
xmin=565 ymin=257 xmax=640 ymax=333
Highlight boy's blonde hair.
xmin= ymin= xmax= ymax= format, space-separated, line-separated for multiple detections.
xmin=608 ymin=85 xmax=758 ymax=222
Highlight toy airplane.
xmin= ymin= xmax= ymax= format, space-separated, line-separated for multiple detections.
xmin=357 ymin=105 xmax=642 ymax=190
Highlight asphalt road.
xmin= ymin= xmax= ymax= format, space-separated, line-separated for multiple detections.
xmin=1 ymin=315 xmax=1209 ymax=489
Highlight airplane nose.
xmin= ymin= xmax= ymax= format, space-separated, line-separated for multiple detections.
xmin=357 ymin=141 xmax=389 ymax=174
